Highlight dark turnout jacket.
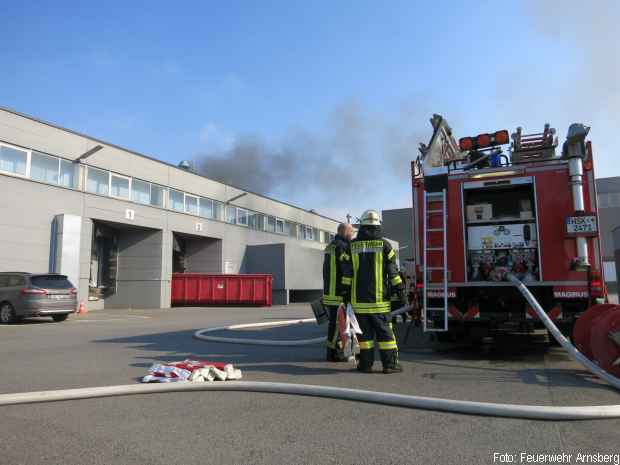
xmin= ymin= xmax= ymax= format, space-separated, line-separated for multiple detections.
xmin=322 ymin=234 xmax=351 ymax=306
xmin=340 ymin=226 xmax=402 ymax=313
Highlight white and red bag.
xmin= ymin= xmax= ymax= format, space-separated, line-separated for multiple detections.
xmin=337 ymin=303 xmax=362 ymax=364
xmin=141 ymin=359 xmax=242 ymax=383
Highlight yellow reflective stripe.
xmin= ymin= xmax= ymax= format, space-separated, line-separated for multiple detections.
xmin=351 ymin=252 xmax=359 ymax=305
xmin=329 ymin=250 xmax=337 ymax=297
xmin=322 ymin=295 xmax=343 ymax=305
xmin=353 ymin=302 xmax=391 ymax=309
xmin=341 ymin=277 xmax=352 ymax=286
xmin=378 ymin=340 xmax=397 ymax=350
xmin=374 ymin=252 xmax=379 ymax=304
xmin=354 ymin=308 xmax=391 ymax=314
xmin=359 ymin=340 xmax=374 ymax=350
xmin=387 ymin=249 xmax=395 ymax=260
xmin=391 ymin=275 xmax=403 ymax=286
xmin=378 ymin=251 xmax=383 ymax=302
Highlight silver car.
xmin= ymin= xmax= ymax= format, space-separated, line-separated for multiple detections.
xmin=0 ymin=273 xmax=77 ymax=324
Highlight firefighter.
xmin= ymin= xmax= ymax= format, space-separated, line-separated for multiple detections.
xmin=340 ymin=210 xmax=404 ymax=374
xmin=323 ymin=222 xmax=354 ymax=362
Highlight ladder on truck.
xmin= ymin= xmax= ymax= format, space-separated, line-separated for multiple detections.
xmin=423 ymin=189 xmax=448 ymax=332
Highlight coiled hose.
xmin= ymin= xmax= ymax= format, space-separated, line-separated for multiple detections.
xmin=0 ymin=277 xmax=618 ymax=420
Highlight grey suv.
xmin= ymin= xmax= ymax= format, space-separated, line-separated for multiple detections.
xmin=0 ymin=273 xmax=77 ymax=324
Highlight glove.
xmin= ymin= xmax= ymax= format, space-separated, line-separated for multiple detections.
xmin=341 ymin=291 xmax=351 ymax=305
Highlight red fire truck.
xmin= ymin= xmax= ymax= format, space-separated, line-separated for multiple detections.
xmin=411 ymin=115 xmax=606 ymax=342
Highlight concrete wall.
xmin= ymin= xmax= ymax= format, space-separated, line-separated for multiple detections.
xmin=382 ymin=208 xmax=413 ymax=261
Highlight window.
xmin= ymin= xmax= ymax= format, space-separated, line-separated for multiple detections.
xmin=275 ymin=218 xmax=285 ymax=234
xmin=249 ymin=212 xmax=265 ymax=230
xmin=169 ymin=189 xmax=184 ymax=211
xmin=86 ymin=167 xmax=109 ymax=195
xmin=7 ymin=275 xmax=26 ymax=286
xmin=302 ymin=225 xmax=314 ymax=241
xmin=237 ymin=208 xmax=249 ymax=226
xmin=30 ymin=151 xmax=59 ymax=184
xmin=110 ymin=174 xmax=130 ymax=199
xmin=150 ymin=185 xmax=165 ymax=207
xmin=213 ymin=201 xmax=223 ymax=220
xmin=132 ymin=179 xmax=151 ymax=205
xmin=266 ymin=216 xmax=276 ymax=233
xmin=329 ymin=233 xmax=335 ymax=242
xmin=31 ymin=275 xmax=73 ymax=289
xmin=185 ymin=194 xmax=199 ymax=215
xmin=314 ymin=228 xmax=321 ymax=242
xmin=286 ymin=222 xmax=298 ymax=238
xmin=0 ymin=144 xmax=28 ymax=176
xmin=200 ymin=197 xmax=214 ymax=218
xmin=226 ymin=206 xmax=237 ymax=224
xmin=59 ymin=160 xmax=78 ymax=188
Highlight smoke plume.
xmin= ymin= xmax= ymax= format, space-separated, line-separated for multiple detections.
xmin=193 ymin=100 xmax=432 ymax=219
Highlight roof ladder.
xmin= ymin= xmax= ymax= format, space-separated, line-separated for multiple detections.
xmin=423 ymin=189 xmax=448 ymax=332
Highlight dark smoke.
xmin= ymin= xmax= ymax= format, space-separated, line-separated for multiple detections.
xmin=193 ymin=100 xmax=432 ymax=215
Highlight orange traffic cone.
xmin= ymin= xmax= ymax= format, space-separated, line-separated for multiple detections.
xmin=77 ymin=302 xmax=87 ymax=315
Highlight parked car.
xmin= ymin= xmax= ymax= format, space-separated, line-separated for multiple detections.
xmin=0 ymin=273 xmax=77 ymax=324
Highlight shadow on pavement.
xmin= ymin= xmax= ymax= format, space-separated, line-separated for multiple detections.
xmin=95 ymin=325 xmax=344 ymax=376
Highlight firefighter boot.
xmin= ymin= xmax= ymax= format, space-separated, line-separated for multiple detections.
xmin=381 ymin=349 xmax=403 ymax=374
xmin=356 ymin=349 xmax=374 ymax=373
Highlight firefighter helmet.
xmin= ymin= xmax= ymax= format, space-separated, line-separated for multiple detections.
xmin=360 ymin=210 xmax=381 ymax=226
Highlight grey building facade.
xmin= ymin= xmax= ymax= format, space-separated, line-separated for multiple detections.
xmin=0 ymin=107 xmax=341 ymax=309
xmin=596 ymin=177 xmax=620 ymax=294
xmin=381 ymin=208 xmax=413 ymax=277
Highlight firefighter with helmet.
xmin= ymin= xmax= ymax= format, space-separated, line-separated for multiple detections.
xmin=340 ymin=210 xmax=404 ymax=373
xmin=322 ymin=222 xmax=354 ymax=361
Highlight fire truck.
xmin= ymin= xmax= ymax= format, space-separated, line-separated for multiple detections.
xmin=411 ymin=115 xmax=606 ymax=342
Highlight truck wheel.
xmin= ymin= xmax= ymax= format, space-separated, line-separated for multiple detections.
xmin=0 ymin=303 xmax=15 ymax=324
xmin=52 ymin=314 xmax=69 ymax=322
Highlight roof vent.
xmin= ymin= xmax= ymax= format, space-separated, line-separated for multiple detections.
xmin=178 ymin=160 xmax=192 ymax=171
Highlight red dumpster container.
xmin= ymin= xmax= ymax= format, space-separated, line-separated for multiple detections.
xmin=171 ymin=273 xmax=272 ymax=306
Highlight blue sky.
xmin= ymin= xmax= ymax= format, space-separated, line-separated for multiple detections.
xmin=2 ymin=1 xmax=618 ymax=220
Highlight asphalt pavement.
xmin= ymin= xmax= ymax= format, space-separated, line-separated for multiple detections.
xmin=0 ymin=305 xmax=618 ymax=465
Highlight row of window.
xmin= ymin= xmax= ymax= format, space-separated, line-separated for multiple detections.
xmin=0 ymin=141 xmax=336 ymax=243
xmin=0 ymin=144 xmax=78 ymax=188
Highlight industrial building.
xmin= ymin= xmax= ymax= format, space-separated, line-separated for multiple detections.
xmin=0 ymin=106 xmax=344 ymax=309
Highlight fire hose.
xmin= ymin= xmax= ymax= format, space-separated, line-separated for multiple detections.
xmin=0 ymin=275 xmax=618 ymax=420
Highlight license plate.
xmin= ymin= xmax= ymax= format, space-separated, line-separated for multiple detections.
xmin=50 ymin=294 xmax=69 ymax=300
xmin=566 ymin=215 xmax=597 ymax=234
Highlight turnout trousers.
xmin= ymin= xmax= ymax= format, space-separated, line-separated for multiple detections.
xmin=326 ymin=305 xmax=341 ymax=355
xmin=355 ymin=312 xmax=398 ymax=370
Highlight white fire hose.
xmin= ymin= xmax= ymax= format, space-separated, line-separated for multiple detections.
xmin=0 ymin=275 xmax=618 ymax=420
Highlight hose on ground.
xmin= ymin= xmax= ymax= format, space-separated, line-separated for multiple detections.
xmin=505 ymin=273 xmax=620 ymax=391
xmin=0 ymin=380 xmax=619 ymax=420
xmin=1 ymin=281 xmax=618 ymax=420
xmin=192 ymin=305 xmax=415 ymax=346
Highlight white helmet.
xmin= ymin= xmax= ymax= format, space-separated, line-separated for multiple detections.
xmin=360 ymin=209 xmax=381 ymax=226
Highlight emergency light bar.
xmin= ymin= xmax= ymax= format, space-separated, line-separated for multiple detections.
xmin=459 ymin=130 xmax=509 ymax=152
